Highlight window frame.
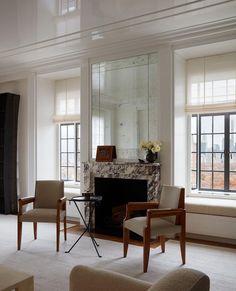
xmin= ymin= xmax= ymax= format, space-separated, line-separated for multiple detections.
xmin=59 ymin=0 xmax=79 ymax=16
xmin=191 ymin=112 xmax=236 ymax=195
xmin=59 ymin=122 xmax=80 ymax=184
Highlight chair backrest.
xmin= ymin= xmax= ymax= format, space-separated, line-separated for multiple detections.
xmin=158 ymin=185 xmax=185 ymax=223
xmin=34 ymin=180 xmax=64 ymax=209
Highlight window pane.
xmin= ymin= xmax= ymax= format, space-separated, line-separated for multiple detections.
xmin=201 ymin=116 xmax=212 ymax=133
xmin=68 ymin=153 xmax=74 ymax=166
xmin=213 ymin=134 xmax=224 ymax=152
xmin=68 ymin=125 xmax=75 ymax=138
xmin=191 ymin=116 xmax=197 ymax=134
xmin=61 ymin=153 xmax=68 ymax=166
xmin=191 ymin=153 xmax=197 ymax=170
xmin=230 ymin=153 xmax=236 ymax=171
xmin=230 ymin=115 xmax=236 ymax=133
xmin=201 ymin=153 xmax=212 ymax=170
xmin=213 ymin=115 xmax=224 ymax=133
xmin=76 ymin=167 xmax=80 ymax=181
xmin=230 ymin=173 xmax=236 ymax=190
xmin=200 ymin=172 xmax=212 ymax=189
xmin=61 ymin=167 xmax=67 ymax=180
xmin=77 ymin=124 xmax=80 ymax=136
xmin=191 ymin=135 xmax=197 ymax=152
xmin=68 ymin=167 xmax=75 ymax=180
xmin=191 ymin=171 xmax=196 ymax=188
xmin=77 ymin=153 xmax=80 ymax=165
xmin=201 ymin=135 xmax=212 ymax=152
xmin=230 ymin=134 xmax=236 ymax=152
xmin=213 ymin=153 xmax=224 ymax=171
xmin=213 ymin=172 xmax=224 ymax=190
xmin=61 ymin=140 xmax=67 ymax=152
xmin=61 ymin=125 xmax=67 ymax=138
xmin=68 ymin=139 xmax=75 ymax=152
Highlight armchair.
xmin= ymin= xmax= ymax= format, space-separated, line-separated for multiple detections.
xmin=17 ymin=180 xmax=67 ymax=252
xmin=123 ymin=185 xmax=185 ymax=272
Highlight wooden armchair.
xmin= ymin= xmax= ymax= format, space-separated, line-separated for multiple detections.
xmin=123 ymin=185 xmax=185 ymax=272
xmin=17 ymin=180 xmax=67 ymax=252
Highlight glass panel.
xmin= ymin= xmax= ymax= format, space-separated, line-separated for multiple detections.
xmin=68 ymin=153 xmax=74 ymax=166
xmin=230 ymin=172 xmax=236 ymax=190
xmin=191 ymin=171 xmax=196 ymax=188
xmin=213 ymin=153 xmax=224 ymax=171
xmin=191 ymin=153 xmax=196 ymax=170
xmin=230 ymin=153 xmax=236 ymax=171
xmin=68 ymin=139 xmax=75 ymax=152
xmin=61 ymin=140 xmax=67 ymax=152
xmin=61 ymin=125 xmax=67 ymax=138
xmin=213 ymin=172 xmax=224 ymax=190
xmin=61 ymin=167 xmax=67 ymax=180
xmin=191 ymin=116 xmax=197 ymax=134
xmin=61 ymin=153 xmax=67 ymax=166
xmin=200 ymin=172 xmax=212 ymax=189
xmin=77 ymin=153 xmax=80 ymax=165
xmin=213 ymin=115 xmax=224 ymax=133
xmin=230 ymin=114 xmax=236 ymax=133
xmin=76 ymin=167 xmax=80 ymax=181
xmin=68 ymin=167 xmax=75 ymax=181
xmin=201 ymin=153 xmax=212 ymax=170
xmin=213 ymin=134 xmax=224 ymax=152
xmin=191 ymin=135 xmax=197 ymax=152
xmin=76 ymin=124 xmax=80 ymax=136
xmin=230 ymin=134 xmax=236 ymax=152
xmin=201 ymin=135 xmax=212 ymax=152
xmin=68 ymin=124 xmax=75 ymax=138
xmin=201 ymin=116 xmax=212 ymax=133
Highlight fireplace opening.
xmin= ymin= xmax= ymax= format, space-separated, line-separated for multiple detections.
xmin=95 ymin=177 xmax=148 ymax=237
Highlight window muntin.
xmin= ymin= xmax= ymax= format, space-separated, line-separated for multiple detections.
xmin=191 ymin=113 xmax=236 ymax=194
xmin=60 ymin=123 xmax=80 ymax=182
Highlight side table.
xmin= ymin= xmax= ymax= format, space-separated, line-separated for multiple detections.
xmin=65 ymin=195 xmax=102 ymax=257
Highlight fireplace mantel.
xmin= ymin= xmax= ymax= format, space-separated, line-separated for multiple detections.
xmin=83 ymin=161 xmax=161 ymax=200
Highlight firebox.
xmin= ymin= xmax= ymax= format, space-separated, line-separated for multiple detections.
xmin=95 ymin=177 xmax=148 ymax=237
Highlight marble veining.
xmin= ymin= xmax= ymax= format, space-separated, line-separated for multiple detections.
xmin=83 ymin=161 xmax=161 ymax=201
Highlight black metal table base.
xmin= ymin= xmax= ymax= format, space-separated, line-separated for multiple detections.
xmin=65 ymin=197 xmax=102 ymax=257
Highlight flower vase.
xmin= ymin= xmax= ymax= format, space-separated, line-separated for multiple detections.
xmin=146 ymin=150 xmax=157 ymax=163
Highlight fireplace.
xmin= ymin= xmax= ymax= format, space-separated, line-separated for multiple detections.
xmin=82 ymin=161 xmax=161 ymax=237
xmin=95 ymin=177 xmax=147 ymax=237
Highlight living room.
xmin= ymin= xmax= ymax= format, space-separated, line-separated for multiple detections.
xmin=0 ymin=1 xmax=236 ymax=290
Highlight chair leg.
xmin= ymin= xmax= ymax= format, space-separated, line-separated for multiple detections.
xmin=33 ymin=222 xmax=37 ymax=240
xmin=56 ymin=219 xmax=60 ymax=252
xmin=160 ymin=236 xmax=165 ymax=253
xmin=180 ymin=233 xmax=186 ymax=264
xmin=143 ymin=228 xmax=150 ymax=273
xmin=17 ymin=219 xmax=22 ymax=250
xmin=64 ymin=216 xmax=67 ymax=241
xmin=123 ymin=227 xmax=129 ymax=257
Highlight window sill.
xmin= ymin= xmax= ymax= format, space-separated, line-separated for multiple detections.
xmin=186 ymin=196 xmax=236 ymax=217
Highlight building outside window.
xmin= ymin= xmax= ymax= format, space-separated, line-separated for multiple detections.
xmin=187 ymin=51 xmax=236 ymax=196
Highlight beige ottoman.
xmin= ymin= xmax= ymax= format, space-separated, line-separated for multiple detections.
xmin=0 ymin=265 xmax=34 ymax=291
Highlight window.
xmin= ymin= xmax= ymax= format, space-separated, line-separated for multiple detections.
xmin=59 ymin=0 xmax=78 ymax=15
xmin=60 ymin=123 xmax=80 ymax=182
xmin=191 ymin=113 xmax=236 ymax=193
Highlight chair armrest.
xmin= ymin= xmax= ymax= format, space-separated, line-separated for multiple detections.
xmin=125 ymin=202 xmax=159 ymax=220
xmin=18 ymin=197 xmax=35 ymax=215
xmin=147 ymin=208 xmax=185 ymax=219
xmin=70 ymin=265 xmax=151 ymax=291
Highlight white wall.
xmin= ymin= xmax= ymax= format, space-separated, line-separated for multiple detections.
xmin=36 ymin=77 xmax=58 ymax=180
xmin=174 ymin=53 xmax=187 ymax=188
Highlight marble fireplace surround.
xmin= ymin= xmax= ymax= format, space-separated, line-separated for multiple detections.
xmin=83 ymin=161 xmax=161 ymax=201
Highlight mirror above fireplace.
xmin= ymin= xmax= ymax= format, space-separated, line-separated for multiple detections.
xmin=91 ymin=53 xmax=159 ymax=161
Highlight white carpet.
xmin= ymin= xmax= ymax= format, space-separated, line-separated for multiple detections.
xmin=0 ymin=215 xmax=236 ymax=291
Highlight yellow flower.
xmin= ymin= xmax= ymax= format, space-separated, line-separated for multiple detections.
xmin=140 ymin=140 xmax=161 ymax=153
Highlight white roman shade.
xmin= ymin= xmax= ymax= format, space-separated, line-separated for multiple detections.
xmin=186 ymin=52 xmax=236 ymax=113
xmin=53 ymin=77 xmax=80 ymax=123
